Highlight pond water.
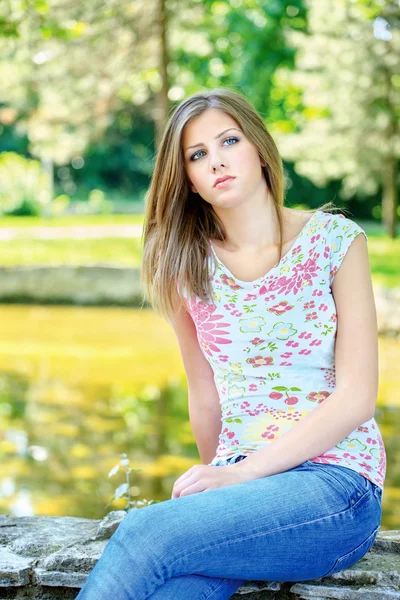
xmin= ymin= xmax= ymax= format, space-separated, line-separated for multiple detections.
xmin=0 ymin=305 xmax=399 ymax=530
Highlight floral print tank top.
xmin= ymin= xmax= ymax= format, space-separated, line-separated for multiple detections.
xmin=181 ymin=210 xmax=386 ymax=490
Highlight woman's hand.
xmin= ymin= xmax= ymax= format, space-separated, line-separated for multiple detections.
xmin=171 ymin=461 xmax=257 ymax=499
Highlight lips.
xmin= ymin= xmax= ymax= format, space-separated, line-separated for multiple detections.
xmin=214 ymin=176 xmax=236 ymax=188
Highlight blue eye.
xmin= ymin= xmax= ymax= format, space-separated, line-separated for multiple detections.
xmin=189 ymin=136 xmax=239 ymax=162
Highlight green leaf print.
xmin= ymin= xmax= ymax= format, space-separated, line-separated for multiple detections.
xmin=321 ymin=324 xmax=334 ymax=336
xmin=243 ymin=303 xmax=257 ymax=314
xmin=290 ymin=387 xmax=302 ymax=391
xmin=294 ymin=253 xmax=304 ymax=264
xmin=234 ymin=418 xmax=242 ymax=423
xmin=226 ymin=293 xmax=238 ymax=303
xmin=267 ymin=373 xmax=281 ymax=380
xmin=272 ymin=386 xmax=288 ymax=391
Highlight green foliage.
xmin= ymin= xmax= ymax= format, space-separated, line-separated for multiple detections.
xmin=106 ymin=453 xmax=158 ymax=513
xmin=0 ymin=152 xmax=51 ymax=216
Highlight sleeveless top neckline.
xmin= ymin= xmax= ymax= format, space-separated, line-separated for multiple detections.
xmin=208 ymin=210 xmax=320 ymax=286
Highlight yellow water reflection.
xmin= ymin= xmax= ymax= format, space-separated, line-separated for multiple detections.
xmin=0 ymin=304 xmax=398 ymax=530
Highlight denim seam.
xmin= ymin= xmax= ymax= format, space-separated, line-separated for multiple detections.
xmin=203 ymin=577 xmax=235 ymax=600
xmin=313 ymin=464 xmax=367 ymax=501
xmin=168 ymin=490 xmax=374 ymax=570
xmin=322 ymin=523 xmax=380 ymax=577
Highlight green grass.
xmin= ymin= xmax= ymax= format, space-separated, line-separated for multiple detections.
xmin=0 ymin=216 xmax=398 ymax=288
xmin=0 ymin=214 xmax=144 ymax=227
xmin=0 ymin=237 xmax=143 ymax=267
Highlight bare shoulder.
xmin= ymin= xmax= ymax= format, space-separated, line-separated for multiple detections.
xmin=281 ymin=207 xmax=316 ymax=240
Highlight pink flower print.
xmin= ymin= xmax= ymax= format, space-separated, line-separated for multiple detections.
xmin=219 ymin=355 xmax=229 ymax=362
xmin=244 ymin=293 xmax=258 ymax=301
xmin=249 ymin=384 xmax=258 ymax=392
xmin=359 ymin=461 xmax=372 ymax=473
xmin=299 ymin=332 xmax=312 ymax=339
xmin=299 ymin=349 xmax=311 ymax=355
xmin=303 ymin=301 xmax=315 ymax=310
xmin=263 ymin=294 xmax=277 ymax=302
xmin=221 ymin=274 xmax=243 ymax=291
xmin=305 ymin=312 xmax=318 ymax=321
xmin=263 ymin=256 xmax=320 ymax=296
xmin=189 ymin=297 xmax=232 ymax=357
xmin=313 ymin=453 xmax=340 ymax=464
xmin=286 ymin=340 xmax=299 ymax=347
xmin=280 ymin=352 xmax=293 ymax=358
xmin=324 ymin=245 xmax=330 ymax=258
xmin=250 ymin=337 xmax=265 ymax=346
xmin=247 ymin=355 xmax=274 ymax=368
xmin=261 ymin=424 xmax=279 ymax=440
xmin=330 ymin=266 xmax=338 ymax=280
xmin=268 ymin=300 xmax=294 ymax=316
xmin=312 ymin=289 xmax=323 ymax=297
xmin=330 ymin=314 xmax=337 ymax=322
xmin=318 ymin=303 xmax=328 ymax=312
xmin=309 ymin=339 xmax=322 ymax=346
xmin=311 ymin=234 xmax=321 ymax=243
xmin=343 ymin=453 xmax=357 ymax=460
xmin=291 ymin=244 xmax=302 ymax=256
xmin=280 ymin=361 xmax=292 ymax=366
xmin=306 ymin=390 xmax=330 ymax=404
xmin=357 ymin=426 xmax=369 ymax=433
xmin=359 ymin=471 xmax=373 ymax=482
xmin=269 ymin=391 xmax=283 ymax=400
xmin=366 ymin=437 xmax=377 ymax=446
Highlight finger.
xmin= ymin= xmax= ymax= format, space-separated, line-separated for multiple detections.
xmin=173 ymin=468 xmax=203 ymax=498
xmin=179 ymin=480 xmax=207 ymax=497
xmin=172 ymin=465 xmax=203 ymax=493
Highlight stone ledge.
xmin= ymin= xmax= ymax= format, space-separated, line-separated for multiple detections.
xmin=0 ymin=266 xmax=398 ymax=336
xmin=0 ymin=513 xmax=399 ymax=599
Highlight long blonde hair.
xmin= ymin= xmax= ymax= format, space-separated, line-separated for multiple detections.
xmin=140 ymin=87 xmax=338 ymax=324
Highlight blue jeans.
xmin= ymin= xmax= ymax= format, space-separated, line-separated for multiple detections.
xmin=76 ymin=456 xmax=383 ymax=600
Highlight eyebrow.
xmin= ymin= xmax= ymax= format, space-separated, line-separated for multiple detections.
xmin=184 ymin=127 xmax=242 ymax=153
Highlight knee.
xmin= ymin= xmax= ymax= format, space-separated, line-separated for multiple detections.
xmin=114 ymin=500 xmax=183 ymax=558
xmin=113 ymin=502 xmax=167 ymax=545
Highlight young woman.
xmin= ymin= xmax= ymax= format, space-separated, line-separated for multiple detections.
xmin=76 ymin=88 xmax=386 ymax=600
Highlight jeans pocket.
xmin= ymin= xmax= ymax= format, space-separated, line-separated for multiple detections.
xmin=316 ymin=464 xmax=373 ymax=505
xmin=322 ymin=524 xmax=380 ymax=578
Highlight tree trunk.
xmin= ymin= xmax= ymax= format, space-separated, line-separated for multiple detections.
xmin=382 ymin=154 xmax=398 ymax=239
xmin=154 ymin=0 xmax=170 ymax=151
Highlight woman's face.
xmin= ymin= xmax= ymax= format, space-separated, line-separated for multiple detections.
xmin=182 ymin=108 xmax=267 ymax=209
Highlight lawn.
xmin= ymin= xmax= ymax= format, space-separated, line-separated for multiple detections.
xmin=0 ymin=215 xmax=398 ymax=288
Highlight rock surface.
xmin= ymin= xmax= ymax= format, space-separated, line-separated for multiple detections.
xmin=0 ymin=266 xmax=398 ymax=336
xmin=0 ymin=513 xmax=399 ymax=599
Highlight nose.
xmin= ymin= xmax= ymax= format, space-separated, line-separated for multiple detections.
xmin=210 ymin=156 xmax=226 ymax=172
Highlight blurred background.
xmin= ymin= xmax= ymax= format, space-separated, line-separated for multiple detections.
xmin=0 ymin=0 xmax=399 ymax=529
